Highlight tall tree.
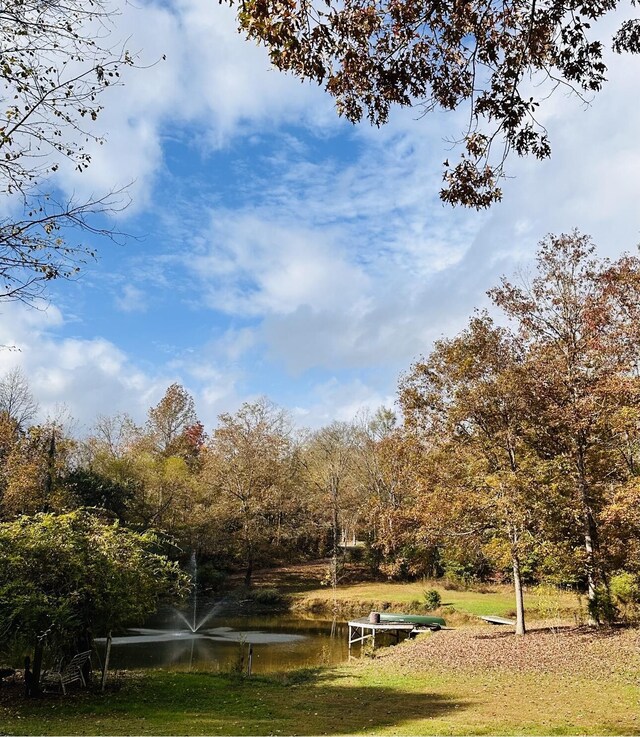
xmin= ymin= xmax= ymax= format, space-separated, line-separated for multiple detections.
xmin=400 ymin=314 xmax=548 ymax=634
xmin=302 ymin=422 xmax=360 ymax=591
xmin=0 ymin=422 xmax=74 ymax=519
xmin=353 ymin=409 xmax=430 ymax=578
xmin=228 ymin=0 xmax=640 ymax=207
xmin=77 ymin=413 xmax=142 ymax=521
xmin=489 ymin=232 xmax=640 ymax=621
xmin=81 ymin=404 xmax=204 ymax=536
xmin=146 ymin=384 xmax=199 ymax=456
xmin=202 ymin=399 xmax=296 ymax=585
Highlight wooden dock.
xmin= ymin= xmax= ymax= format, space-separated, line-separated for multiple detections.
xmin=347 ymin=617 xmax=419 ymax=652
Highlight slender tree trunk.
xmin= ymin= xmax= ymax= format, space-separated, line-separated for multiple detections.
xmin=244 ymin=550 xmax=253 ymax=588
xmin=512 ymin=547 xmax=526 ymax=636
xmin=331 ymin=484 xmax=339 ymax=591
xmin=101 ymin=631 xmax=112 ymax=692
xmin=32 ymin=640 xmax=44 ymax=696
xmin=77 ymin=630 xmax=92 ymax=684
xmin=577 ymin=448 xmax=600 ymax=624
xmin=582 ymin=504 xmax=602 ymax=625
xmin=276 ymin=511 xmax=282 ymax=547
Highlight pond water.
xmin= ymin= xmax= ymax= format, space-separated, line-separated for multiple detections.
xmin=95 ymin=606 xmax=351 ymax=674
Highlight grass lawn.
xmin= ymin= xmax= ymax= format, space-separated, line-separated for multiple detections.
xmin=263 ymin=562 xmax=582 ymax=620
xmin=2 ymin=625 xmax=638 ymax=735
xmin=296 ymin=579 xmax=540 ymax=616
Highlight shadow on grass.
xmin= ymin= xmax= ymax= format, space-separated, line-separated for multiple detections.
xmin=1 ymin=668 xmax=468 ymax=735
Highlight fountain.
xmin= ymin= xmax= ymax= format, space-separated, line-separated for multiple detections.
xmin=94 ymin=552 xmax=324 ymax=673
xmin=173 ymin=551 xmax=222 ymax=633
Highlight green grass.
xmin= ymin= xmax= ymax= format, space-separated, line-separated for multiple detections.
xmin=250 ymin=561 xmax=582 ymax=622
xmin=294 ymin=579 xmax=581 ymax=619
xmin=1 ymin=662 xmax=637 ymax=735
xmin=1 ymin=567 xmax=600 ymax=735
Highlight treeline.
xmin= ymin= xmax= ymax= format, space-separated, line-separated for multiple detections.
xmin=0 ymin=382 xmax=387 ymax=591
xmin=1 ymin=233 xmax=640 ymax=636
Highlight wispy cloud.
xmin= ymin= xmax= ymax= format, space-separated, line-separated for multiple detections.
xmin=115 ymin=284 xmax=148 ymax=313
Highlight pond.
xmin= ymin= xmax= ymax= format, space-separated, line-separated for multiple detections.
xmin=95 ymin=606 xmax=351 ymax=674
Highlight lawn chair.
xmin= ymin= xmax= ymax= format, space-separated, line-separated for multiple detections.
xmin=42 ymin=650 xmax=92 ymax=695
xmin=0 ymin=667 xmax=15 ymax=686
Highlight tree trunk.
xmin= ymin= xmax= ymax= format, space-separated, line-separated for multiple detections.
xmin=577 ymin=449 xmax=601 ymax=624
xmin=31 ymin=640 xmax=44 ymax=696
xmin=101 ymin=631 xmax=112 ymax=692
xmin=582 ymin=506 xmax=601 ymax=625
xmin=77 ymin=629 xmax=93 ymax=684
xmin=244 ymin=551 xmax=253 ymax=588
xmin=331 ymin=488 xmax=339 ymax=591
xmin=512 ymin=549 xmax=526 ymax=636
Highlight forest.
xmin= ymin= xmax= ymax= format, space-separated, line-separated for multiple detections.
xmin=1 ymin=231 xmax=640 ymax=665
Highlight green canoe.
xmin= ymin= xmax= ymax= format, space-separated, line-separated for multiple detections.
xmin=378 ymin=612 xmax=446 ymax=626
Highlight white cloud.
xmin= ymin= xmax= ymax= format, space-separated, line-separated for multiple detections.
xmin=179 ymin=34 xmax=640 ymax=386
xmin=0 ymin=305 xmax=127 ymax=425
xmin=0 ymin=302 xmax=210 ymax=432
xmin=52 ymin=0 xmax=335 ymax=208
xmin=177 ymin=119 xmax=485 ymax=376
xmin=290 ymin=377 xmax=396 ymax=429
xmin=189 ymin=212 xmax=370 ymax=317
xmin=115 ymin=284 xmax=148 ymax=313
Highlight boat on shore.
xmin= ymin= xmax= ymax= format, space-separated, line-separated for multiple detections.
xmin=378 ymin=612 xmax=446 ymax=627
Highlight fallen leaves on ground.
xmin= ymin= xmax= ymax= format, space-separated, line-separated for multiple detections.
xmin=377 ymin=623 xmax=640 ymax=682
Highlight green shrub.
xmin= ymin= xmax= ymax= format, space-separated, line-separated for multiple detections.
xmin=588 ymin=586 xmax=618 ymax=624
xmin=423 ymin=588 xmax=442 ymax=610
xmin=610 ymin=572 xmax=640 ymax=606
xmin=253 ymin=588 xmax=288 ymax=606
xmin=196 ymin=562 xmax=228 ymax=592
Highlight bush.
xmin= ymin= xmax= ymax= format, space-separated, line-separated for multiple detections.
xmin=0 ymin=511 xmax=189 ymax=671
xmin=442 ymin=576 xmax=465 ymax=591
xmin=588 ymin=586 xmax=618 ymax=624
xmin=610 ymin=572 xmax=640 ymax=606
xmin=242 ymin=587 xmax=290 ymax=612
xmin=610 ymin=572 xmax=640 ymax=622
xmin=252 ymin=588 xmax=285 ymax=605
xmin=196 ymin=562 xmax=228 ymax=593
xmin=423 ymin=589 xmax=442 ymax=610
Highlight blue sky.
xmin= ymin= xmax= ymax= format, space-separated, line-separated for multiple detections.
xmin=1 ymin=0 xmax=640 ymax=434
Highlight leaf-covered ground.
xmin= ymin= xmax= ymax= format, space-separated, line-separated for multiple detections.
xmin=378 ymin=623 xmax=640 ymax=680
